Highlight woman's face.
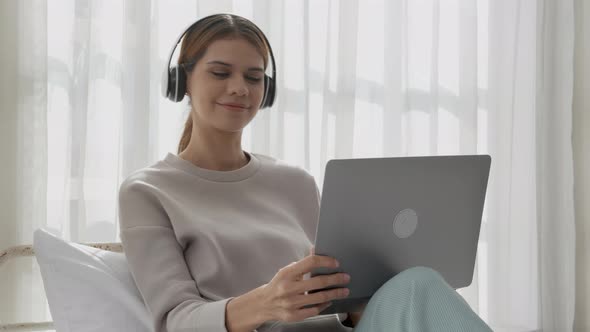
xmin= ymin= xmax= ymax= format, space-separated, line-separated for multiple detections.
xmin=186 ymin=37 xmax=266 ymax=134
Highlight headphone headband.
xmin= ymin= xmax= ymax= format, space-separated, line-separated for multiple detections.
xmin=162 ymin=14 xmax=277 ymax=107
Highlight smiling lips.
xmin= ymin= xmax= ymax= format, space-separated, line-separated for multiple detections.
xmin=218 ymin=103 xmax=249 ymax=111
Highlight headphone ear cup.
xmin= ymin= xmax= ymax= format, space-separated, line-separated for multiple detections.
xmin=261 ymin=74 xmax=275 ymax=109
xmin=175 ymin=67 xmax=187 ymax=102
xmin=169 ymin=66 xmax=187 ymax=102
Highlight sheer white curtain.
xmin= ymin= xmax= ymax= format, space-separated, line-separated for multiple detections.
xmin=6 ymin=0 xmax=576 ymax=331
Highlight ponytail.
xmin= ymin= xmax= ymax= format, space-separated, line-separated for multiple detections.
xmin=177 ymin=113 xmax=193 ymax=154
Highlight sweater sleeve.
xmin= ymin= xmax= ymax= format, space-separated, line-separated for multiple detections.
xmin=118 ymin=177 xmax=233 ymax=332
xmin=302 ymin=171 xmax=322 ymax=244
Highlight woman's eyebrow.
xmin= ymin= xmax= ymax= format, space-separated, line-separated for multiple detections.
xmin=206 ymin=60 xmax=264 ymax=72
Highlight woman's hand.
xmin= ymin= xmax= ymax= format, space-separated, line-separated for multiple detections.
xmin=257 ymin=246 xmax=351 ymax=323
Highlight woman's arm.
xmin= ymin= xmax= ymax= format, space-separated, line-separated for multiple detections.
xmin=225 ymin=285 xmax=269 ymax=332
xmin=119 ymin=179 xmax=238 ymax=331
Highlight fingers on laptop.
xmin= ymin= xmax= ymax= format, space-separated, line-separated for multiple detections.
xmin=291 ymin=254 xmax=339 ymax=278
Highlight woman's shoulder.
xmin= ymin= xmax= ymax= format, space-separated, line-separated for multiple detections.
xmin=118 ymin=158 xmax=177 ymax=193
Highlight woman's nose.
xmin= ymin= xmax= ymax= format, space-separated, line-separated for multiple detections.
xmin=228 ymin=77 xmax=249 ymax=96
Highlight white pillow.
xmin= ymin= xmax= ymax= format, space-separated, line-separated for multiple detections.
xmin=33 ymin=228 xmax=154 ymax=332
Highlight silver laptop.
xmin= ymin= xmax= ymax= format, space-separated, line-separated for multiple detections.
xmin=309 ymin=154 xmax=491 ymax=315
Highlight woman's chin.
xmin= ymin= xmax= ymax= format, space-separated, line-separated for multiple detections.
xmin=213 ymin=123 xmax=248 ymax=134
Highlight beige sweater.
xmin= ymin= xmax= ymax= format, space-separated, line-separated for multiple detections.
xmin=118 ymin=152 xmax=349 ymax=332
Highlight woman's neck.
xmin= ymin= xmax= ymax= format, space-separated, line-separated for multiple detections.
xmin=178 ymin=128 xmax=249 ymax=172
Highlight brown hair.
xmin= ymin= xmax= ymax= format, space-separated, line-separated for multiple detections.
xmin=176 ymin=14 xmax=271 ymax=154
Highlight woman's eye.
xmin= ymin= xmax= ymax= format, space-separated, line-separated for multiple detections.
xmin=211 ymin=71 xmax=262 ymax=83
xmin=246 ymin=76 xmax=263 ymax=83
xmin=212 ymin=72 xmax=229 ymax=78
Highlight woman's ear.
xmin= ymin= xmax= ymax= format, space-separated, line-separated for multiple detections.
xmin=185 ymin=78 xmax=191 ymax=97
xmin=184 ymin=69 xmax=192 ymax=97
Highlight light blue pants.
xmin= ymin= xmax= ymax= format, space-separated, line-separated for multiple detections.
xmin=352 ymin=266 xmax=492 ymax=332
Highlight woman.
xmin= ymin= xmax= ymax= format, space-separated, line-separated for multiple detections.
xmin=118 ymin=13 xmax=492 ymax=332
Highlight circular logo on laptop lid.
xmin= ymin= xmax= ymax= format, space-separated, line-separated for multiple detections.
xmin=393 ymin=208 xmax=418 ymax=238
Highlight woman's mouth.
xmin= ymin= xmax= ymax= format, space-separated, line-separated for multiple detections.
xmin=218 ymin=103 xmax=249 ymax=112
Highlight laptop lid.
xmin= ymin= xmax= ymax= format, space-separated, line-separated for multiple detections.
xmin=309 ymin=154 xmax=491 ymax=315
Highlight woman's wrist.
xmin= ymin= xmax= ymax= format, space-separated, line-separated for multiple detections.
xmin=225 ymin=285 xmax=270 ymax=332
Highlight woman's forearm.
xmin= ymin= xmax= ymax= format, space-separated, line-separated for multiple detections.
xmin=225 ymin=285 xmax=271 ymax=332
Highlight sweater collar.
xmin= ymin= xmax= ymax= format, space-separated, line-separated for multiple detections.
xmin=163 ymin=151 xmax=261 ymax=182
